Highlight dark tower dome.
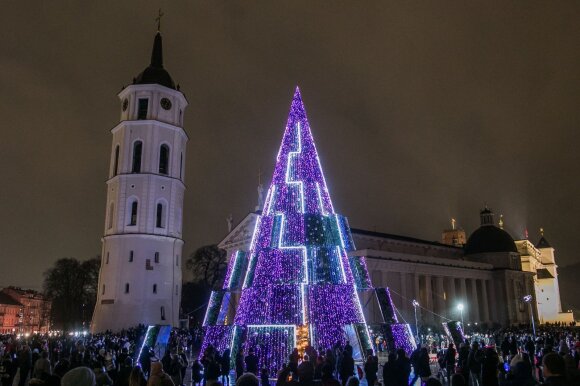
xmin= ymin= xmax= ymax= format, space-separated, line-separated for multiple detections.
xmin=133 ymin=31 xmax=176 ymax=89
xmin=464 ymin=207 xmax=517 ymax=255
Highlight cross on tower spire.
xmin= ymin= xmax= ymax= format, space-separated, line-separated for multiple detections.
xmin=156 ymin=8 xmax=164 ymax=32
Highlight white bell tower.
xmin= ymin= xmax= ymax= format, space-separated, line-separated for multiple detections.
xmin=92 ymin=30 xmax=188 ymax=332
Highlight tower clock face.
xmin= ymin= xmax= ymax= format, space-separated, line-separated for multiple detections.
xmin=160 ymin=98 xmax=172 ymax=110
xmin=122 ymin=98 xmax=128 ymax=111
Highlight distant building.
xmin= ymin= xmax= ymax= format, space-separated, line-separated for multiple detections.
xmin=0 ymin=287 xmax=51 ymax=334
xmin=219 ymin=207 xmax=573 ymax=327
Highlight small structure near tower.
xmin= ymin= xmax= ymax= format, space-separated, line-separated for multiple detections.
xmin=91 ymin=28 xmax=188 ymax=332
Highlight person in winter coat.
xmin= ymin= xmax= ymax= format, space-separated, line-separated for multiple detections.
xmin=466 ymin=342 xmax=484 ymax=386
xmin=61 ymin=366 xmax=97 ymax=386
xmin=297 ymin=354 xmax=314 ymax=386
xmin=382 ymin=352 xmax=398 ymax=386
xmin=394 ymin=349 xmax=411 ymax=386
xmin=221 ymin=349 xmax=231 ymax=386
xmin=128 ymin=366 xmax=147 ymax=386
xmin=417 ymin=347 xmax=431 ymax=383
xmin=116 ymin=357 xmax=134 ymax=386
xmin=32 ymin=351 xmax=51 ymax=379
xmin=443 ymin=343 xmax=456 ymax=385
xmin=191 ymin=359 xmax=203 ymax=386
xmin=147 ymin=361 xmax=175 ymax=386
xmin=481 ymin=347 xmax=499 ymax=386
xmin=236 ymin=349 xmax=245 ymax=381
xmin=338 ymin=350 xmax=354 ymax=386
xmin=363 ymin=355 xmax=377 ymax=386
xmin=245 ymin=349 xmax=259 ymax=376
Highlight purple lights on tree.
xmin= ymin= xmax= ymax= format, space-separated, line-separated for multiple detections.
xmin=203 ymin=87 xmax=373 ymax=365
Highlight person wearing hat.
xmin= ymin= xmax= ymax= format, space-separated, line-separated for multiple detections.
xmin=61 ymin=367 xmax=96 ymax=386
xmin=245 ymin=348 xmax=258 ymax=376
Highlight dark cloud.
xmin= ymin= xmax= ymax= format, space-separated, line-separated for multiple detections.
xmin=1 ymin=1 xmax=579 ymax=288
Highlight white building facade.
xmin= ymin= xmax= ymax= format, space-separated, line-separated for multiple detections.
xmin=92 ymin=31 xmax=187 ymax=332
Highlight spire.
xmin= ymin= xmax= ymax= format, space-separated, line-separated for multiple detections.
xmin=498 ymin=214 xmax=504 ymax=229
xmin=133 ymin=30 xmax=176 ymax=89
xmin=536 ymin=227 xmax=553 ymax=248
xmin=266 ymin=86 xmax=335 ymax=216
xmin=150 ymin=32 xmax=163 ymax=68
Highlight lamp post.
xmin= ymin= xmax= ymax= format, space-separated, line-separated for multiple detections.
xmin=412 ymin=299 xmax=420 ymax=342
xmin=523 ymin=295 xmax=536 ymax=339
xmin=457 ymin=303 xmax=464 ymax=327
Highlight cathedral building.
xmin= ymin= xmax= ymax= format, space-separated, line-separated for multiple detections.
xmin=91 ymin=30 xmax=187 ymax=332
xmin=220 ymin=207 xmax=572 ymax=328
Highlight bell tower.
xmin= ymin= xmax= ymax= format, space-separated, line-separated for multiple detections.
xmin=92 ymin=29 xmax=188 ymax=332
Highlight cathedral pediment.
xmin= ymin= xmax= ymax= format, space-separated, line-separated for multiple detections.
xmin=218 ymin=212 xmax=260 ymax=252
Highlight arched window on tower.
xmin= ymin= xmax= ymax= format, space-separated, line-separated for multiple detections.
xmin=113 ymin=145 xmax=120 ymax=176
xmin=132 ymin=141 xmax=143 ymax=173
xmin=125 ymin=283 xmax=130 ymax=293
xmin=156 ymin=202 xmax=165 ymax=228
xmin=153 ymin=284 xmax=157 ymax=294
xmin=129 ymin=200 xmax=138 ymax=226
xmin=159 ymin=144 xmax=169 ymax=175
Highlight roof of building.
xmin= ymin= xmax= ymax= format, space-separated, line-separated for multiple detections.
xmin=536 ymin=236 xmax=552 ymax=249
xmin=351 ymin=228 xmax=462 ymax=249
xmin=133 ymin=31 xmax=176 ymax=90
xmin=536 ymin=268 xmax=554 ymax=279
xmin=0 ymin=292 xmax=22 ymax=306
xmin=464 ymin=225 xmax=518 ymax=255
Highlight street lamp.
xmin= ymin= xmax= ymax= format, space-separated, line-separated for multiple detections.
xmin=523 ymin=295 xmax=536 ymax=339
xmin=457 ymin=303 xmax=464 ymax=327
xmin=412 ymin=299 xmax=420 ymax=341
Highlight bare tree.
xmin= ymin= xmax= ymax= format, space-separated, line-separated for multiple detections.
xmin=185 ymin=245 xmax=228 ymax=289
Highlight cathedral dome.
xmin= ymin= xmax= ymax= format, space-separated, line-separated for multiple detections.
xmin=464 ymin=208 xmax=517 ymax=255
xmin=133 ymin=32 xmax=176 ymax=90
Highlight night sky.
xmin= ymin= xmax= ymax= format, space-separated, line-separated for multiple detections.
xmin=1 ymin=2 xmax=580 ymax=289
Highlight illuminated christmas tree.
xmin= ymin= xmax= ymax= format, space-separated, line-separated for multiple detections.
xmin=202 ymin=87 xmax=373 ymax=374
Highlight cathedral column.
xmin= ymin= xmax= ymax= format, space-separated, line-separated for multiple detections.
xmin=447 ymin=277 xmax=456 ymax=310
xmin=435 ymin=276 xmax=445 ymax=318
xmin=481 ymin=279 xmax=490 ymax=323
xmin=470 ymin=278 xmax=480 ymax=322
xmin=424 ymin=274 xmax=435 ymax=325
xmin=488 ymin=279 xmax=498 ymax=323
xmin=401 ymin=273 xmax=408 ymax=317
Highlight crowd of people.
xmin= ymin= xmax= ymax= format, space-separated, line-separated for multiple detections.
xmin=0 ymin=325 xmax=200 ymax=386
xmin=1 ymin=324 xmax=579 ymax=386
xmin=200 ymin=325 xmax=580 ymax=386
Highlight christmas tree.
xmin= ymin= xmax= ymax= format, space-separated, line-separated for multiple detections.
xmin=202 ymin=88 xmax=373 ymax=374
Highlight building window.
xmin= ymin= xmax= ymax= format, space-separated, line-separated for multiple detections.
xmin=154 ymin=252 xmax=159 ymax=264
xmin=102 ymin=284 xmax=105 ymax=294
xmin=137 ymin=98 xmax=148 ymax=119
xmin=180 ymin=152 xmax=183 ymax=179
xmin=129 ymin=250 xmax=134 ymax=262
xmin=153 ymin=284 xmax=157 ymax=294
xmin=125 ymin=283 xmax=130 ymax=293
xmin=161 ymin=306 xmax=166 ymax=320
xmin=159 ymin=144 xmax=169 ymax=175
xmin=113 ymin=145 xmax=120 ymax=176
xmin=108 ymin=203 xmax=115 ymax=229
xmin=176 ymin=255 xmax=179 ymax=266
xmin=156 ymin=203 xmax=165 ymax=228
xmin=132 ymin=141 xmax=143 ymax=173
xmin=129 ymin=201 xmax=138 ymax=226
